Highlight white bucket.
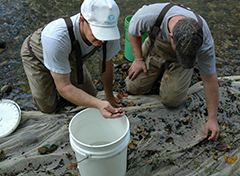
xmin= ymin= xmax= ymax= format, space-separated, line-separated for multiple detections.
xmin=69 ymin=108 xmax=130 ymax=176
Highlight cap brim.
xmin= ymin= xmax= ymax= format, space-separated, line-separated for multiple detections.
xmin=89 ymin=24 xmax=120 ymax=41
xmin=176 ymin=51 xmax=196 ymax=69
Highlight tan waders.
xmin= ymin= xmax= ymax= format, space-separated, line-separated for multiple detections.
xmin=21 ymin=27 xmax=97 ymax=113
xmin=125 ymin=2 xmax=204 ymax=108
xmin=125 ymin=36 xmax=193 ymax=108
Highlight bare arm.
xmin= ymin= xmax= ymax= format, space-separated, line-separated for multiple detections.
xmin=128 ymin=33 xmax=147 ymax=80
xmin=50 ymin=71 xmax=124 ymax=118
xmin=201 ymin=72 xmax=220 ymax=140
xmin=99 ymin=60 xmax=121 ymax=107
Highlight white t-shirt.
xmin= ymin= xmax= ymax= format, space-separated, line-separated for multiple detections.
xmin=129 ymin=3 xmax=216 ymax=76
xmin=41 ymin=13 xmax=120 ymax=74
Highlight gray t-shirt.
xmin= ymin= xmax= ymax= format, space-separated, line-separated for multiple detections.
xmin=129 ymin=3 xmax=216 ymax=76
xmin=41 ymin=13 xmax=120 ymax=74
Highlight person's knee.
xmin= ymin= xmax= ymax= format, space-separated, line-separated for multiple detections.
xmin=33 ymin=98 xmax=56 ymax=114
xmin=39 ymin=107 xmax=56 ymax=114
xmin=161 ymin=97 xmax=186 ymax=108
xmin=125 ymin=77 xmax=151 ymax=95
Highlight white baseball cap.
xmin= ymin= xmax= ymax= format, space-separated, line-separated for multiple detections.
xmin=81 ymin=0 xmax=120 ymax=41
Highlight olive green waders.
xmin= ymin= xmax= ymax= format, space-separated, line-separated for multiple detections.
xmin=21 ymin=27 xmax=97 ymax=113
xmin=125 ymin=36 xmax=193 ymax=108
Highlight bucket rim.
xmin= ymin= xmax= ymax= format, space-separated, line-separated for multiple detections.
xmin=69 ymin=108 xmax=130 ymax=148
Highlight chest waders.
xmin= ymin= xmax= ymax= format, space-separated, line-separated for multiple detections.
xmin=125 ymin=3 xmax=203 ymax=107
xmin=23 ymin=15 xmax=107 ymax=113
xmin=27 ymin=15 xmax=107 ymax=85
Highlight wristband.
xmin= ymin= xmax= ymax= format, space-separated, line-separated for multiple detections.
xmin=135 ymin=58 xmax=144 ymax=61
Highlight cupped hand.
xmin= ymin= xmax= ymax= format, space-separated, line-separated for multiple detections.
xmin=205 ymin=118 xmax=220 ymax=140
xmin=99 ymin=100 xmax=125 ymax=119
xmin=128 ymin=60 xmax=147 ymax=80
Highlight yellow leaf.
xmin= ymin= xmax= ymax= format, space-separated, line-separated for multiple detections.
xmin=223 ymin=125 xmax=226 ymax=130
xmin=225 ymin=156 xmax=238 ymax=164
xmin=128 ymin=143 xmax=135 ymax=149
xmin=132 ymin=140 xmax=140 ymax=145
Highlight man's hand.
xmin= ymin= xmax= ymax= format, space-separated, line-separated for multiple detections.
xmin=128 ymin=60 xmax=147 ymax=80
xmin=205 ymin=118 xmax=219 ymax=140
xmin=99 ymin=100 xmax=125 ymax=119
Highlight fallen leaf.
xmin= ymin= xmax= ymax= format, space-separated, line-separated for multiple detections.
xmin=182 ymin=118 xmax=188 ymax=125
xmin=145 ymin=159 xmax=153 ymax=165
xmin=117 ymin=93 xmax=123 ymax=99
xmin=222 ymin=125 xmax=226 ymax=130
xmin=147 ymin=108 xmax=152 ymax=112
xmin=225 ymin=156 xmax=237 ymax=164
xmin=38 ymin=144 xmax=58 ymax=155
xmin=67 ymin=163 xmax=78 ymax=170
xmin=0 ymin=150 xmax=6 ymax=161
xmin=132 ymin=140 xmax=140 ymax=145
xmin=215 ymin=143 xmax=231 ymax=151
xmin=128 ymin=143 xmax=135 ymax=150
xmin=123 ymin=92 xmax=129 ymax=97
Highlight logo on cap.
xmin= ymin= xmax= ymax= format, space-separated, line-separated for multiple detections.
xmin=108 ymin=15 xmax=115 ymax=21
xmin=104 ymin=15 xmax=116 ymax=25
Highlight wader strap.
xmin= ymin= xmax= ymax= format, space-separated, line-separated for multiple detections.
xmin=63 ymin=17 xmax=83 ymax=84
xmin=102 ymin=42 xmax=107 ymax=74
xmin=146 ymin=2 xmax=203 ymax=57
xmin=63 ymin=16 xmax=107 ymax=84
xmin=63 ymin=17 xmax=76 ymax=53
xmin=146 ymin=3 xmax=175 ymax=57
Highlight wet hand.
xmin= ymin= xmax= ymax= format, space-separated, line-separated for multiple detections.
xmin=128 ymin=60 xmax=147 ymax=81
xmin=100 ymin=101 xmax=125 ymax=119
xmin=205 ymin=118 xmax=219 ymax=140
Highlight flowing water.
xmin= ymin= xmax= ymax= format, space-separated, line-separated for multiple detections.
xmin=0 ymin=0 xmax=240 ymax=110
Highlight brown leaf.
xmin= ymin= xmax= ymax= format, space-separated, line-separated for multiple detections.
xmin=123 ymin=92 xmax=129 ymax=97
xmin=145 ymin=159 xmax=153 ymax=165
xmin=117 ymin=93 xmax=123 ymax=99
xmin=215 ymin=143 xmax=231 ymax=151
xmin=67 ymin=163 xmax=78 ymax=170
xmin=38 ymin=147 xmax=47 ymax=154
xmin=182 ymin=118 xmax=188 ymax=125
xmin=147 ymin=108 xmax=152 ymax=112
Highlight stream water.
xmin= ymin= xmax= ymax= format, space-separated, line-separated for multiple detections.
xmin=0 ymin=0 xmax=239 ymax=110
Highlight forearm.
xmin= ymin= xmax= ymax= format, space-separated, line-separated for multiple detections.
xmin=51 ymin=71 xmax=102 ymax=109
xmin=202 ymin=73 xmax=219 ymax=120
xmin=129 ymin=33 xmax=143 ymax=59
xmin=51 ymin=71 xmax=124 ymax=118
xmin=59 ymin=84 xmax=102 ymax=109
